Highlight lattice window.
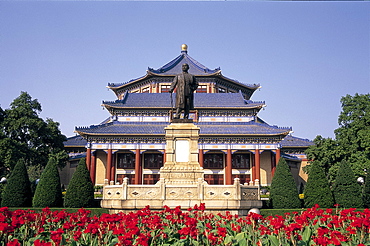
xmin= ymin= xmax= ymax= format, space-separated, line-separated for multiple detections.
xmin=196 ymin=85 xmax=207 ymax=93
xmin=117 ymin=153 xmax=135 ymax=169
xmin=143 ymin=174 xmax=160 ymax=185
xmin=143 ymin=153 xmax=163 ymax=169
xmin=203 ymin=153 xmax=224 ymax=169
xmin=204 ymin=174 xmax=224 ymax=185
xmin=161 ymin=85 xmax=171 ymax=93
xmin=117 ymin=174 xmax=135 ymax=184
xmin=232 ymin=153 xmax=251 ymax=169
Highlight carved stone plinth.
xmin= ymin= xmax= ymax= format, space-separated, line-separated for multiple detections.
xmin=160 ymin=122 xmax=203 ymax=185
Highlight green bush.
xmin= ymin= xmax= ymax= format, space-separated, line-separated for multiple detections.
xmin=332 ymin=160 xmax=363 ymax=208
xmin=304 ymin=161 xmax=334 ymax=208
xmin=363 ymin=172 xmax=370 ymax=208
xmin=269 ymin=157 xmax=301 ymax=209
xmin=32 ymin=157 xmax=63 ymax=207
xmin=1 ymin=159 xmax=32 ymax=207
xmin=64 ymin=158 xmax=95 ymax=208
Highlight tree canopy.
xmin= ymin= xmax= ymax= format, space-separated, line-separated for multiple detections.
xmin=0 ymin=92 xmax=68 ymax=177
xmin=305 ymin=93 xmax=370 ymax=183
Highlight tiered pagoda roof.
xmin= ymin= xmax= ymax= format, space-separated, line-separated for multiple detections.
xmin=107 ymin=45 xmax=260 ymax=99
xmin=102 ymin=92 xmax=265 ymax=111
xmin=75 ymin=121 xmax=291 ymax=137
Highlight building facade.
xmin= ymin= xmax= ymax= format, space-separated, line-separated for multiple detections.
xmin=63 ymin=45 xmax=312 ymax=188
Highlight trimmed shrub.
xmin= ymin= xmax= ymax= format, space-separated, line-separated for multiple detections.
xmin=270 ymin=157 xmax=301 ymax=209
xmin=1 ymin=159 xmax=32 ymax=207
xmin=304 ymin=161 xmax=334 ymax=208
xmin=64 ymin=158 xmax=94 ymax=208
xmin=32 ymin=157 xmax=63 ymax=207
xmin=332 ymin=160 xmax=363 ymax=208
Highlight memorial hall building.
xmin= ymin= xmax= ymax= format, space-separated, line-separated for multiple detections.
xmin=63 ymin=45 xmax=313 ymax=188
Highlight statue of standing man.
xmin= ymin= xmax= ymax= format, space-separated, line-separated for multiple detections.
xmin=169 ymin=63 xmax=198 ymax=119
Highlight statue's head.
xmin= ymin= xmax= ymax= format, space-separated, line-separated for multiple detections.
xmin=182 ymin=63 xmax=189 ymax=72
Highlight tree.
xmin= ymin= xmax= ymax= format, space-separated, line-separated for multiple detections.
xmin=270 ymin=157 xmax=301 ymax=209
xmin=306 ymin=93 xmax=370 ymax=183
xmin=0 ymin=92 xmax=68 ymax=173
xmin=304 ymin=161 xmax=334 ymax=208
xmin=332 ymin=160 xmax=363 ymax=208
xmin=1 ymin=159 xmax=32 ymax=207
xmin=363 ymin=171 xmax=370 ymax=208
xmin=32 ymin=157 xmax=63 ymax=207
xmin=64 ymin=158 xmax=95 ymax=208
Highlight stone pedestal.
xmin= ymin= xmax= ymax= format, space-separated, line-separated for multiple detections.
xmin=160 ymin=121 xmax=204 ymax=184
xmin=101 ymin=120 xmax=263 ymax=215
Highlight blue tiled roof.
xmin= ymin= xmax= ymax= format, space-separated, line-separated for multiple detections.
xmin=107 ymin=50 xmax=260 ymax=90
xmin=148 ymin=51 xmax=220 ymax=76
xmin=103 ymin=92 xmax=265 ymax=109
xmin=64 ymin=135 xmax=87 ymax=147
xmin=281 ymin=135 xmax=314 ymax=147
xmin=75 ymin=121 xmax=291 ymax=136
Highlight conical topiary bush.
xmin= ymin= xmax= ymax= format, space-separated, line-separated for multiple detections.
xmin=64 ymin=158 xmax=94 ymax=208
xmin=32 ymin=156 xmax=63 ymax=207
xmin=304 ymin=161 xmax=334 ymax=208
xmin=332 ymin=160 xmax=363 ymax=208
xmin=270 ymin=157 xmax=301 ymax=209
xmin=1 ymin=159 xmax=32 ymax=207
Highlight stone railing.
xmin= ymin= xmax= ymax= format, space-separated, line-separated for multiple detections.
xmin=101 ymin=178 xmax=261 ymax=212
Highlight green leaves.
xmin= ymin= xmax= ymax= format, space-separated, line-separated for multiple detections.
xmin=32 ymin=157 xmax=63 ymax=207
xmin=304 ymin=161 xmax=334 ymax=208
xmin=0 ymin=92 xmax=67 ymax=175
xmin=64 ymin=158 xmax=94 ymax=208
xmin=270 ymin=158 xmax=301 ymax=209
xmin=305 ymin=93 xmax=370 ymax=195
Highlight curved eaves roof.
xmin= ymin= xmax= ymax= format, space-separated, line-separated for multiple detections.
xmin=107 ymin=51 xmax=260 ymax=90
xmin=75 ymin=121 xmax=291 ymax=136
xmin=148 ymin=51 xmax=220 ymax=75
xmin=102 ymin=93 xmax=265 ymax=109
xmin=281 ymin=135 xmax=314 ymax=147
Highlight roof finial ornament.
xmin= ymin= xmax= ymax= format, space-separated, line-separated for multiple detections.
xmin=181 ymin=44 xmax=188 ymax=53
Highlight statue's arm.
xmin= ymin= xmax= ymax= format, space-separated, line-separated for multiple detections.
xmin=169 ymin=76 xmax=177 ymax=93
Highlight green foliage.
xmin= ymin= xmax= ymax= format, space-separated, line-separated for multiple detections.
xmin=0 ymin=92 xmax=68 ymax=172
xmin=305 ymin=93 xmax=370 ymax=184
xmin=32 ymin=157 xmax=63 ymax=207
xmin=304 ymin=161 xmax=334 ymax=208
xmin=270 ymin=157 xmax=301 ymax=209
xmin=64 ymin=158 xmax=95 ymax=208
xmin=1 ymin=159 xmax=32 ymax=207
xmin=363 ymin=171 xmax=370 ymax=208
xmin=332 ymin=160 xmax=363 ymax=208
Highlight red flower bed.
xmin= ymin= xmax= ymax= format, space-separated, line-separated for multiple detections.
xmin=0 ymin=204 xmax=369 ymax=245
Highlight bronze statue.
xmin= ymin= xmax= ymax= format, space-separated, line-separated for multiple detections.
xmin=169 ymin=63 xmax=198 ymax=119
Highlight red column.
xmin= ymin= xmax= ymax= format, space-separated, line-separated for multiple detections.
xmin=86 ymin=147 xmax=93 ymax=182
xmin=251 ymin=152 xmax=256 ymax=183
xmin=110 ymin=153 xmax=115 ymax=182
xmin=135 ymin=149 xmax=142 ymax=184
xmin=225 ymin=149 xmax=233 ymax=185
xmin=273 ymin=148 xmax=281 ymax=178
xmin=199 ymin=149 xmax=204 ymax=168
xmin=91 ymin=152 xmax=96 ymax=185
xmin=106 ymin=148 xmax=112 ymax=181
xmin=255 ymin=149 xmax=261 ymax=182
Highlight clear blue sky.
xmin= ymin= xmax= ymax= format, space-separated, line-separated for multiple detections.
xmin=0 ymin=2 xmax=369 ymax=141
